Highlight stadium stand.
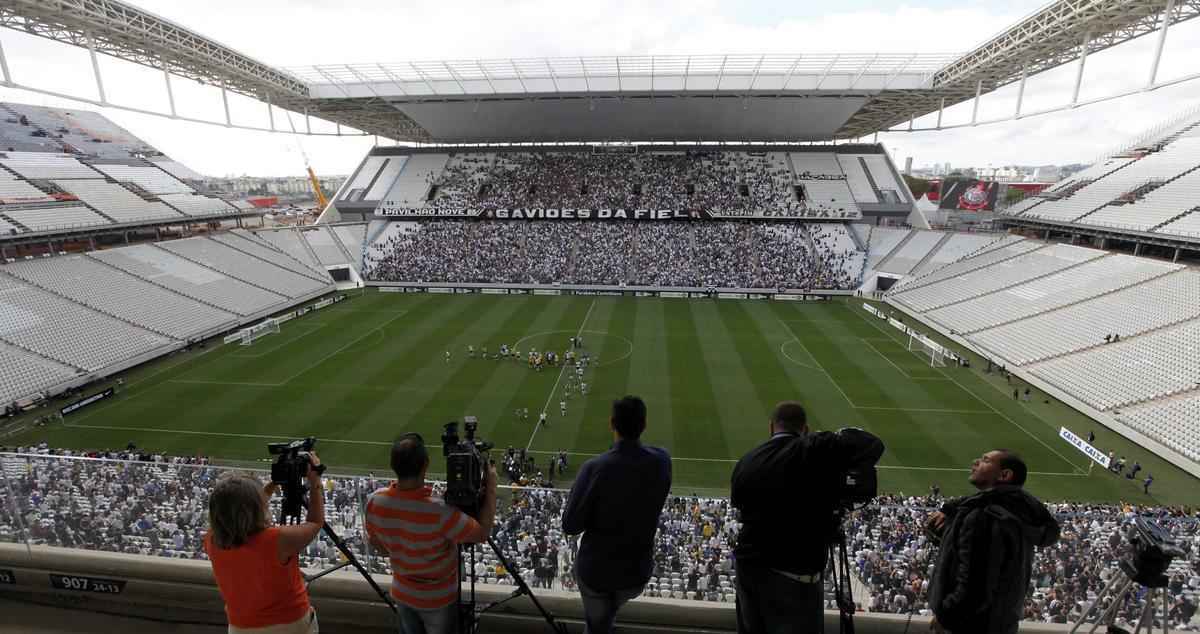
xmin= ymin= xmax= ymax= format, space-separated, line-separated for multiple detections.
xmin=874 ymin=230 xmax=946 ymax=276
xmin=2 ymin=255 xmax=239 ymax=340
xmin=861 ymin=226 xmax=911 ymax=272
xmin=1027 ymin=318 xmax=1200 ymax=411
xmin=860 ymin=155 xmax=909 ymax=203
xmin=908 ymin=233 xmax=999 ymax=277
xmin=155 ymin=237 xmax=330 ymax=300
xmin=0 ymin=216 xmax=18 ymax=236
xmin=971 ymin=270 xmax=1200 ymax=365
xmin=924 ymin=254 xmax=1180 ymax=333
xmin=381 ymin=153 xmax=448 ymax=206
xmin=891 ymin=243 xmax=1107 ymax=312
xmin=209 ymin=231 xmax=331 ymax=285
xmin=331 ymin=224 xmax=367 ymax=271
xmin=147 ymin=158 xmax=205 ymax=182
xmin=1120 ymin=395 xmax=1200 ymax=462
xmin=157 ymin=193 xmax=238 ymax=217
xmin=1 ymin=205 xmax=110 ymax=233
xmin=0 ymin=173 xmax=54 ymax=203
xmin=91 ymin=244 xmax=290 ymax=317
xmin=338 ymin=155 xmax=391 ymax=202
xmin=836 ymin=156 xmax=879 ymax=203
xmin=300 ymin=226 xmax=355 ymax=268
xmin=51 ymin=180 xmax=182 ymax=223
xmin=0 ymin=152 xmax=101 ymax=180
xmin=886 ymin=238 xmax=1041 ymax=295
xmin=0 ymin=345 xmax=78 ymax=405
xmin=0 ymin=272 xmax=171 ymax=372
xmin=253 ymin=227 xmax=329 ymax=274
xmin=89 ymin=164 xmax=193 ymax=195
xmin=363 ymin=219 xmax=867 ymax=289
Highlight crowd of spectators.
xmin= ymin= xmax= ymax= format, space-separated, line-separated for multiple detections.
xmin=423 ymin=151 xmax=855 ymax=218
xmin=2 ymin=446 xmax=1195 ymax=629
xmin=363 ymin=219 xmax=866 ymax=290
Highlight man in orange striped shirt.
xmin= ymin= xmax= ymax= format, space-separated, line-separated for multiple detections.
xmin=366 ymin=432 xmax=497 ymax=634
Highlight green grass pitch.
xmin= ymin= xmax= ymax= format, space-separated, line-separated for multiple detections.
xmin=11 ymin=290 xmax=1199 ymax=506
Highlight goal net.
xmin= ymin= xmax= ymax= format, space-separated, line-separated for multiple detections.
xmin=907 ymin=333 xmax=947 ymax=367
xmin=240 ymin=318 xmax=281 ymax=346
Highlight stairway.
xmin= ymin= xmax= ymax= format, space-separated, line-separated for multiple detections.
xmin=1150 ymin=205 xmax=1200 ymax=232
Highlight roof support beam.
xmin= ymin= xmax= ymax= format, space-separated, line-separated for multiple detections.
xmin=1071 ymin=31 xmax=1092 ymax=106
xmin=162 ymin=56 xmax=176 ymax=117
xmin=86 ymin=32 xmax=106 ymax=104
xmin=1147 ymin=0 xmax=1176 ymax=87
xmin=1014 ymin=65 xmax=1028 ymax=118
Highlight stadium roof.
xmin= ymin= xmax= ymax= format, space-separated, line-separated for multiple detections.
xmin=2 ymin=0 xmax=1199 ymax=142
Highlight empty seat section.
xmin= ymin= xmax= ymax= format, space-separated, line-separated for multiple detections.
xmin=4 ymin=255 xmax=237 ymax=340
xmin=892 ymin=244 xmax=1105 ymax=312
xmin=1081 ymin=168 xmax=1200 ymax=231
xmin=363 ymin=156 xmax=408 ymax=201
xmin=0 ymin=175 xmax=53 ymax=202
xmin=380 ymin=154 xmax=449 ymax=207
xmin=1027 ymin=319 xmax=1200 ymax=411
xmin=789 ymin=153 xmax=843 ymax=179
xmin=0 ymin=340 xmax=79 ymax=404
xmin=864 ymin=227 xmax=910 ymax=271
xmin=52 ymin=180 xmax=182 ymax=223
xmin=861 ymin=155 xmax=908 ymax=201
xmin=300 ymin=227 xmax=351 ymax=266
xmin=90 ymin=164 xmax=193 ymax=194
xmin=158 ymin=193 xmax=237 ymax=216
xmin=928 ymin=254 xmax=1179 ymax=333
xmin=889 ymin=238 xmax=1038 ymax=294
xmin=0 ymin=273 xmax=171 ymax=371
xmin=878 ymin=231 xmax=944 ymax=275
xmin=157 ymin=237 xmax=330 ymax=299
xmin=835 ymin=156 xmax=878 ymax=203
xmin=91 ymin=244 xmax=286 ymax=317
xmin=909 ymin=234 xmax=1000 ymax=277
xmin=332 ymin=224 xmax=367 ymax=270
xmin=253 ymin=228 xmax=325 ymax=272
xmin=0 ymin=152 xmax=102 ymax=179
xmin=1119 ymin=396 xmax=1200 ymax=462
xmin=2 ymin=205 xmax=110 ymax=232
xmin=147 ymin=159 xmax=204 ymax=181
xmin=212 ymin=232 xmax=330 ymax=283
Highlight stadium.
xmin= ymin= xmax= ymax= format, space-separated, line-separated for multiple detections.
xmin=0 ymin=0 xmax=1199 ymax=632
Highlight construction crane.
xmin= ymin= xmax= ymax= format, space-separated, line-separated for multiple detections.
xmin=284 ymin=111 xmax=329 ymax=211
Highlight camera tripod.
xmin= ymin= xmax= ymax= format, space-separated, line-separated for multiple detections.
xmin=457 ymin=537 xmax=568 ymax=634
xmin=825 ymin=512 xmax=859 ymax=634
xmin=1069 ymin=562 xmax=1171 ymax=634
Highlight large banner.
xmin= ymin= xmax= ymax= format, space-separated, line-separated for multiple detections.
xmin=376 ymin=206 xmax=697 ymax=220
xmin=1059 ymin=427 xmax=1111 ymax=469
xmin=938 ymin=179 xmax=1000 ymax=212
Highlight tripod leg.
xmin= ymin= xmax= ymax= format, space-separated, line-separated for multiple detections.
xmin=1161 ymin=587 xmax=1169 ymax=634
xmin=1091 ymin=575 xmax=1135 ymax=634
xmin=1134 ymin=588 xmax=1155 ymax=634
xmin=1070 ymin=572 xmax=1127 ymax=634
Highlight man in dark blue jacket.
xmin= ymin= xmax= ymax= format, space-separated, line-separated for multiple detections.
xmin=926 ymin=449 xmax=1060 ymax=634
xmin=563 ymin=396 xmax=671 ymax=634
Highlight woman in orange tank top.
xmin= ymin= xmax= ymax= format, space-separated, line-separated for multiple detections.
xmin=204 ymin=453 xmax=325 ymax=634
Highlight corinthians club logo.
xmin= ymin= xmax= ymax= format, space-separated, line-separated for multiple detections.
xmin=958 ymin=181 xmax=996 ymax=211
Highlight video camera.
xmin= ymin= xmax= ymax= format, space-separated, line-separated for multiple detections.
xmin=1120 ymin=516 xmax=1187 ymax=587
xmin=833 ymin=427 xmax=885 ymax=510
xmin=267 ymin=437 xmax=326 ymax=522
xmin=442 ymin=417 xmax=494 ymax=518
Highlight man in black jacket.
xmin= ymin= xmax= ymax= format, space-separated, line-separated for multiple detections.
xmin=731 ymin=401 xmax=883 ymax=633
xmin=925 ymin=449 xmax=1060 ymax=634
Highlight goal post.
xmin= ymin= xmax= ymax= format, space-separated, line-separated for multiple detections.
xmin=907 ymin=332 xmax=947 ymax=368
xmin=240 ymin=318 xmax=281 ymax=346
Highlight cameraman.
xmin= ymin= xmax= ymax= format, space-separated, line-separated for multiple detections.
xmin=365 ymin=433 xmax=497 ymax=634
xmin=730 ymin=401 xmax=882 ymax=634
xmin=205 ymin=454 xmax=324 ymax=634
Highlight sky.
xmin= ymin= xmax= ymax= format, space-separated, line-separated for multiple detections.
xmin=2 ymin=0 xmax=1199 ymax=177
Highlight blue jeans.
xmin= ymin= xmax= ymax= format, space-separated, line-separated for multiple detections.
xmin=577 ymin=576 xmax=646 ymax=634
xmin=395 ymin=602 xmax=457 ymax=634
xmin=734 ymin=559 xmax=823 ymax=634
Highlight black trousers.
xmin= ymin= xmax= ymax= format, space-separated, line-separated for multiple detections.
xmin=734 ymin=559 xmax=823 ymax=634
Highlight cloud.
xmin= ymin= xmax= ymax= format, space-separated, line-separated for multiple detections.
xmin=0 ymin=0 xmax=1197 ymax=175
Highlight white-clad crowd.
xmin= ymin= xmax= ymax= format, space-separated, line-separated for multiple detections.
xmin=364 ymin=219 xmax=865 ymax=290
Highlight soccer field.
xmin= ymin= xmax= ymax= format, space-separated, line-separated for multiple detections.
xmin=10 ymin=290 xmax=1199 ymax=505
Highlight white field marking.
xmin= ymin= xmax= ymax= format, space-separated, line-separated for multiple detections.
xmin=778 ymin=339 xmax=820 ymax=371
xmin=171 ymin=379 xmax=283 ymax=387
xmin=860 ymin=338 xmax=950 ymax=382
xmin=526 ymin=299 xmax=596 ymax=451
xmin=774 ymin=317 xmax=856 ymax=407
xmin=845 ymin=302 xmax=1087 ymax=475
xmin=229 ymin=324 xmax=325 ymax=358
xmin=511 ymin=329 xmax=633 ymax=368
xmin=278 ymin=310 xmax=407 ymax=384
xmin=167 ymin=379 xmax=429 ymax=395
